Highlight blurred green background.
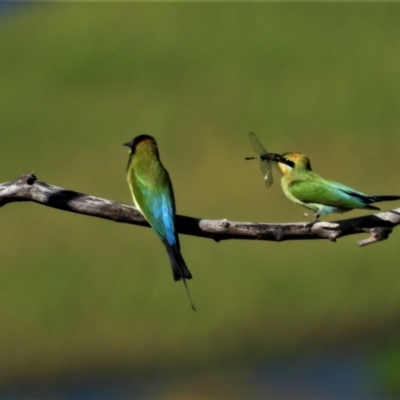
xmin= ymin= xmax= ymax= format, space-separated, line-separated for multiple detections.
xmin=1 ymin=3 xmax=400 ymax=398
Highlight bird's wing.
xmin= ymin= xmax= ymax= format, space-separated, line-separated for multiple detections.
xmin=132 ymin=173 xmax=179 ymax=247
xmin=288 ymin=178 xmax=371 ymax=208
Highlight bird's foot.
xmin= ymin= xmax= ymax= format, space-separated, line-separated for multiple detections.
xmin=305 ymin=214 xmax=320 ymax=229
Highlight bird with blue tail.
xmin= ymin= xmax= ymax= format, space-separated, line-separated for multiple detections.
xmin=123 ymin=134 xmax=195 ymax=311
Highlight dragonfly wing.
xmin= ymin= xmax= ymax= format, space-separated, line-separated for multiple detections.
xmin=248 ymin=132 xmax=267 ymax=155
xmin=260 ymin=158 xmax=273 ymax=187
xmin=248 ymin=132 xmax=274 ymax=188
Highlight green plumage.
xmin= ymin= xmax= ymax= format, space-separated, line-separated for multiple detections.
xmin=123 ymin=134 xmax=194 ymax=310
xmin=283 ymin=171 xmax=378 ymax=211
xmin=277 ymin=152 xmax=400 ymax=219
xmin=126 ymin=139 xmax=177 ymax=242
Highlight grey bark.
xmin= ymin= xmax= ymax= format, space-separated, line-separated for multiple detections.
xmin=1 ymin=173 xmax=399 ymax=247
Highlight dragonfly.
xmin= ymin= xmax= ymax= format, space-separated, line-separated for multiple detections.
xmin=245 ymin=132 xmax=284 ymax=188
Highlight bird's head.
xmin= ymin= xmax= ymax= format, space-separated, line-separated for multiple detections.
xmin=123 ymin=134 xmax=159 ymax=157
xmin=277 ymin=152 xmax=312 ymax=175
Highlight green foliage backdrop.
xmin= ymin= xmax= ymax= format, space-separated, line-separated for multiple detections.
xmin=1 ymin=3 xmax=400 ymax=395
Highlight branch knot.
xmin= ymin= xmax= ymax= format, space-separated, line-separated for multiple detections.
xmin=23 ymin=172 xmax=37 ymax=185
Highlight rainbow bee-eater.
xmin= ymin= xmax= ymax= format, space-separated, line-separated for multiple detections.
xmin=275 ymin=152 xmax=400 ymax=221
xmin=123 ymin=134 xmax=195 ymax=310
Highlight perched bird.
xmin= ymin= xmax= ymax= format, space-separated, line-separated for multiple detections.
xmin=123 ymin=134 xmax=195 ymax=310
xmin=275 ymin=152 xmax=400 ymax=221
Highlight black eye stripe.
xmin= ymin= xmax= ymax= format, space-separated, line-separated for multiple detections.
xmin=284 ymin=158 xmax=295 ymax=168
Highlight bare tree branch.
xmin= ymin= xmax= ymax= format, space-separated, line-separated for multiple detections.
xmin=1 ymin=173 xmax=399 ymax=247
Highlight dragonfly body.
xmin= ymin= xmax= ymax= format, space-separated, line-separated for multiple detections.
xmin=245 ymin=132 xmax=286 ymax=187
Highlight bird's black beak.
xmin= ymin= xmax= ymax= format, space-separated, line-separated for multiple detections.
xmin=273 ymin=154 xmax=286 ymax=163
xmin=271 ymin=154 xmax=294 ymax=168
xmin=122 ymin=141 xmax=132 ymax=148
